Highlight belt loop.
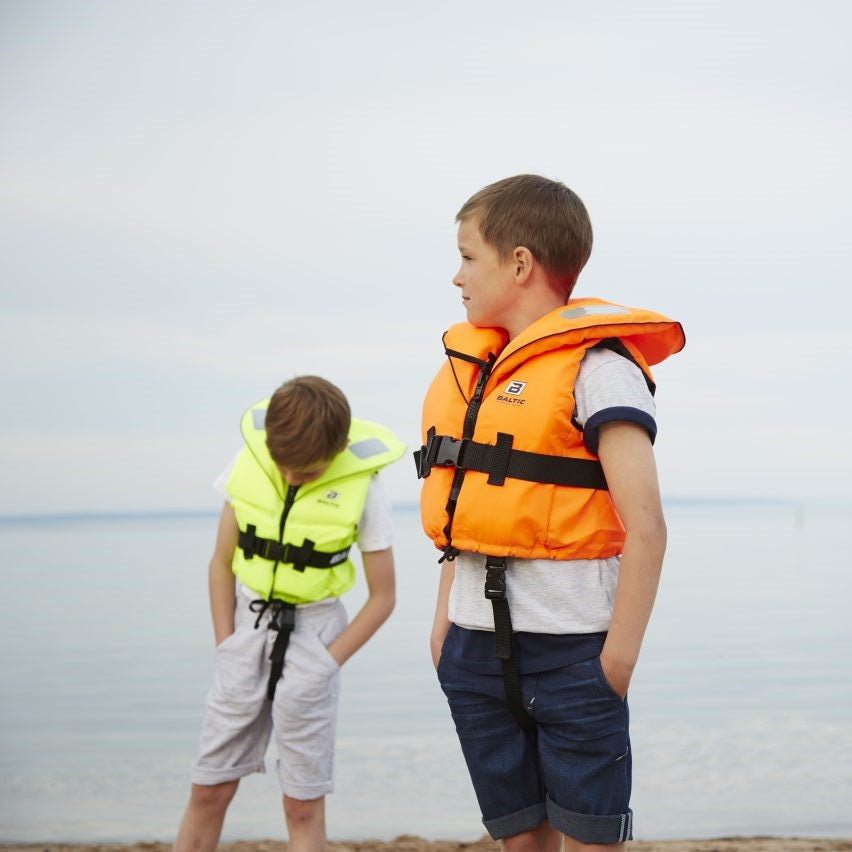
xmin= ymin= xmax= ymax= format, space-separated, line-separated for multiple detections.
xmin=487 ymin=432 xmax=513 ymax=486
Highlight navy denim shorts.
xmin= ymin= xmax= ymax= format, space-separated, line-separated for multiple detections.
xmin=437 ymin=642 xmax=633 ymax=843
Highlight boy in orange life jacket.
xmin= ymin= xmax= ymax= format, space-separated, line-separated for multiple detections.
xmin=174 ymin=376 xmax=404 ymax=852
xmin=417 ymin=175 xmax=684 ymax=851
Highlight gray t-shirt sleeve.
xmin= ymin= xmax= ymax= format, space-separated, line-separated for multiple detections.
xmin=573 ymin=347 xmax=657 ymax=453
xmin=213 ymin=450 xmax=241 ymax=502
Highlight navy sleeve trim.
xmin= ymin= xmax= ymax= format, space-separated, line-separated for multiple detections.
xmin=583 ymin=407 xmax=657 ymax=455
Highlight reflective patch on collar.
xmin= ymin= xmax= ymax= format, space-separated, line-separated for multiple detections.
xmin=349 ymin=437 xmax=388 ymax=459
xmin=252 ymin=408 xmax=266 ymax=430
xmin=561 ymin=304 xmax=630 ymax=319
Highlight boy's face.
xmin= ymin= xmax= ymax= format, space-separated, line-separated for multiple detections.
xmin=275 ymin=460 xmax=331 ymax=486
xmin=453 ymin=217 xmax=517 ymax=330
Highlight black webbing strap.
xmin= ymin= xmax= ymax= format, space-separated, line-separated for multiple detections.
xmin=484 ymin=556 xmax=535 ymax=732
xmin=443 ymin=348 xmax=495 ymax=369
xmin=239 ymin=526 xmax=351 ymax=572
xmin=250 ymin=599 xmax=297 ymax=701
xmin=416 ymin=432 xmax=608 ymax=490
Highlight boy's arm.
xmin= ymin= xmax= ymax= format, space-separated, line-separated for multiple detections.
xmin=209 ymin=502 xmax=239 ymax=646
xmin=430 ymin=561 xmax=455 ymax=668
xmin=597 ymin=421 xmax=668 ymax=698
xmin=326 ymin=547 xmax=395 ymax=666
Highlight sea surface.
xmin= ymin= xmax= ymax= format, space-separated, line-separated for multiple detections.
xmin=1 ymin=501 xmax=850 ymax=843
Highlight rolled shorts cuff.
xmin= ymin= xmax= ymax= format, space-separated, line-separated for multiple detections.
xmin=546 ymin=796 xmax=633 ymax=844
xmin=483 ymin=802 xmax=547 ymax=840
xmin=280 ymin=778 xmax=334 ymax=800
xmin=191 ymin=758 xmax=265 ymax=786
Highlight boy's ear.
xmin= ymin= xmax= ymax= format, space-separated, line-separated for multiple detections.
xmin=512 ymin=246 xmax=534 ymax=284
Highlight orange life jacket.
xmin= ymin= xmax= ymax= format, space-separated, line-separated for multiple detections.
xmin=417 ymin=298 xmax=685 ymax=561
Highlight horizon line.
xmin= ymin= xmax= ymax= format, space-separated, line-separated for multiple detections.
xmin=0 ymin=496 xmax=839 ymax=527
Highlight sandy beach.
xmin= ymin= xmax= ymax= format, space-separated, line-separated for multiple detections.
xmin=2 ymin=838 xmax=850 ymax=852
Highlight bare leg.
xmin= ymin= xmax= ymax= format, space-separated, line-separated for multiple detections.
xmin=502 ymin=821 xmax=562 ymax=852
xmin=283 ymin=794 xmax=327 ymax=852
xmin=564 ymin=841 xmax=624 ymax=852
xmin=173 ymin=780 xmax=239 ymax=852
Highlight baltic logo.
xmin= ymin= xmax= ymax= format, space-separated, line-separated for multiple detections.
xmin=319 ymin=489 xmax=341 ymax=507
xmin=497 ymin=380 xmax=527 ymax=405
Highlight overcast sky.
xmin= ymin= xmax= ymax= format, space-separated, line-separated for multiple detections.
xmin=1 ymin=0 xmax=850 ymax=515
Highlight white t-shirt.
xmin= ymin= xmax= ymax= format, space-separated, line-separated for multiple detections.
xmin=448 ymin=347 xmax=657 ymax=634
xmin=214 ymin=454 xmax=395 ymax=554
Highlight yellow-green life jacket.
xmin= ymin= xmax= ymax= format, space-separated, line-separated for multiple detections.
xmin=227 ymin=399 xmax=405 ymax=604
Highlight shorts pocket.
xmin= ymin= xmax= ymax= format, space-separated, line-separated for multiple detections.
xmin=215 ymin=630 xmax=239 ymax=651
xmin=212 ymin=626 xmax=262 ymax=700
xmin=435 ymin=633 xmax=451 ymax=680
xmin=314 ymin=637 xmax=341 ymax=672
xmin=593 ymin=655 xmax=626 ymax=701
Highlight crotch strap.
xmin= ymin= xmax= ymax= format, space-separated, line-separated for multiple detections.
xmin=484 ymin=555 xmax=535 ymax=732
xmin=250 ymin=598 xmax=297 ymax=701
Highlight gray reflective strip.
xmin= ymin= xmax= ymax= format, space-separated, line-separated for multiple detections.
xmin=560 ymin=304 xmax=630 ymax=319
xmin=252 ymin=408 xmax=266 ymax=430
xmin=348 ymin=437 xmax=388 ymax=459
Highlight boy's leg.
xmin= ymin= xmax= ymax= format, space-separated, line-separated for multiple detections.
xmin=182 ymin=594 xmax=275 ymax=850
xmin=271 ymin=601 xmax=347 ymax=838
xmin=501 ymin=821 xmax=562 ymax=851
xmin=535 ymin=658 xmax=633 ymax=847
xmin=173 ymin=780 xmax=238 ymax=852
xmin=437 ymin=653 xmax=548 ymax=840
xmin=563 ymin=841 xmax=623 ymax=852
xmin=438 ymin=647 xmax=631 ymax=848
xmin=282 ymin=794 xmax=327 ymax=852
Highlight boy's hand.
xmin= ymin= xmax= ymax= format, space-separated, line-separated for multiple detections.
xmin=325 ymin=547 xmax=395 ymax=666
xmin=599 ymin=649 xmax=633 ymax=700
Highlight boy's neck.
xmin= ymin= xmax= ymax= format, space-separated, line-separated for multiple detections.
xmin=503 ymin=284 xmax=568 ymax=341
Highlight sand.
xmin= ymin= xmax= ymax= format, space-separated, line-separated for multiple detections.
xmin=1 ymin=838 xmax=850 ymax=852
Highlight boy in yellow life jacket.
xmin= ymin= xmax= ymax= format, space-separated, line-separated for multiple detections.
xmin=417 ymin=175 xmax=684 ymax=851
xmin=174 ymin=375 xmax=405 ymax=852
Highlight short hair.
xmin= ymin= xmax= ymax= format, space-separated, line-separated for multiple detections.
xmin=265 ymin=375 xmax=351 ymax=469
xmin=456 ymin=174 xmax=593 ymax=294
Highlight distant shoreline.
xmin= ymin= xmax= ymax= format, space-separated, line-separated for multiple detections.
xmin=1 ymin=496 xmax=844 ymax=527
xmin=0 ymin=507 xmax=222 ymax=526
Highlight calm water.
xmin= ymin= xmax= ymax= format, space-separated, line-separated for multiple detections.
xmin=1 ymin=502 xmax=850 ymax=842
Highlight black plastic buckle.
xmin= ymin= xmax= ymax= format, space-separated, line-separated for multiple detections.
xmin=435 ymin=436 xmax=468 ymax=468
xmin=270 ymin=603 xmax=296 ymax=632
xmin=414 ymin=447 xmax=426 ymax=478
xmin=484 ymin=556 xmax=507 ymax=600
xmin=415 ymin=428 xmax=438 ymax=478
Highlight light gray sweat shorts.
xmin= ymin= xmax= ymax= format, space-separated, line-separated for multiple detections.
xmin=191 ymin=591 xmax=347 ymax=800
